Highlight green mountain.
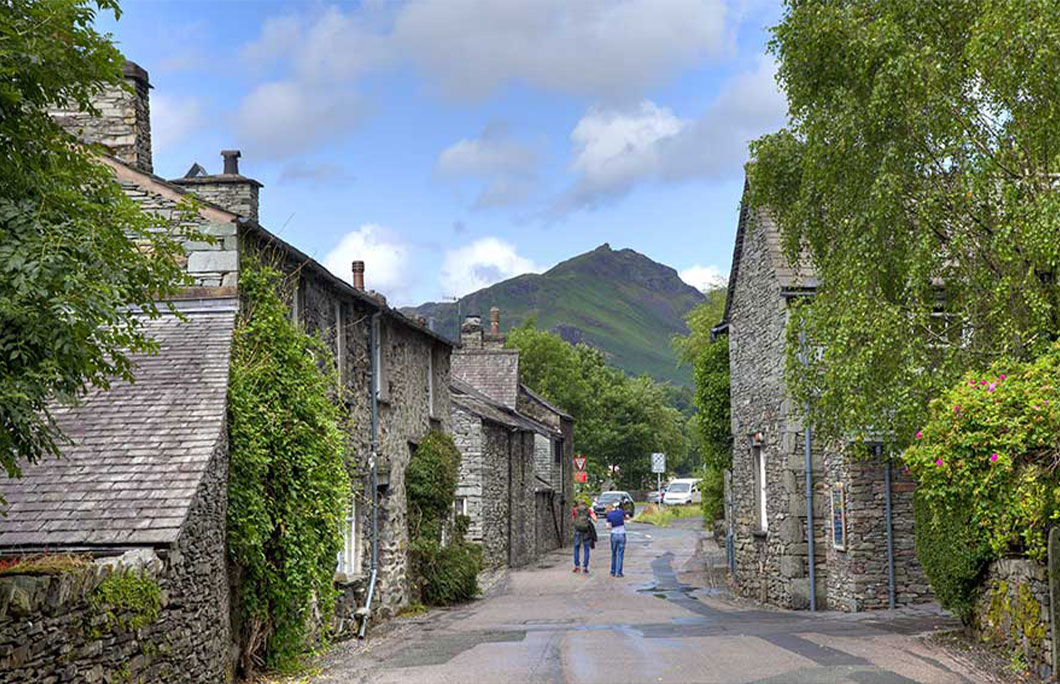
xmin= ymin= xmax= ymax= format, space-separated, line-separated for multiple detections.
xmin=406 ymin=244 xmax=706 ymax=386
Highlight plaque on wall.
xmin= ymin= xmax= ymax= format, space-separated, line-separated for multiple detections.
xmin=831 ymin=482 xmax=847 ymax=551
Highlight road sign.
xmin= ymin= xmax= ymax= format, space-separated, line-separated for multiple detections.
xmin=573 ymin=455 xmax=587 ymax=472
xmin=574 ymin=471 xmax=588 ymax=484
xmin=651 ymin=452 xmax=666 ymax=474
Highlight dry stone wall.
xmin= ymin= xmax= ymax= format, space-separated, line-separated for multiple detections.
xmin=974 ymin=558 xmax=1053 ymax=680
xmin=0 ymin=443 xmax=230 ymax=683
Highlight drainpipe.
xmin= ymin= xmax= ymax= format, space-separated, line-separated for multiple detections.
xmin=800 ymin=327 xmax=816 ymax=613
xmin=358 ymin=312 xmax=382 ymax=639
xmin=880 ymin=443 xmax=896 ymax=609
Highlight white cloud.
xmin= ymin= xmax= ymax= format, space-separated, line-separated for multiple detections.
xmin=151 ymin=94 xmax=203 ymax=153
xmin=235 ymin=81 xmax=367 ymax=159
xmin=437 ymin=124 xmax=541 ymax=209
xmin=440 ymin=238 xmax=541 ymax=297
xmin=323 ymin=225 xmax=412 ymax=302
xmin=554 ymin=56 xmax=786 ymax=212
xmin=392 ymin=0 xmax=728 ymax=100
xmin=680 ymin=265 xmax=728 ymax=292
xmin=234 ymin=0 xmax=732 ymax=153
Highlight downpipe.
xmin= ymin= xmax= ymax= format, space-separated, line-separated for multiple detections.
xmin=800 ymin=327 xmax=816 ymax=613
xmin=358 ymin=313 xmax=382 ymax=639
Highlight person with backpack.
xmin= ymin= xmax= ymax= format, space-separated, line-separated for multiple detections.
xmin=571 ymin=498 xmax=598 ymax=573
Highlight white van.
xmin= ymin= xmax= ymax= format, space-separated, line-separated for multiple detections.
xmin=663 ymin=478 xmax=701 ymax=505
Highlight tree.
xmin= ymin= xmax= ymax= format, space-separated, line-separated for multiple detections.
xmin=0 ymin=0 xmax=192 ymax=476
xmin=749 ymin=0 xmax=1060 ymax=453
xmin=507 ymin=323 xmax=684 ymax=490
xmin=673 ymin=291 xmax=731 ymax=520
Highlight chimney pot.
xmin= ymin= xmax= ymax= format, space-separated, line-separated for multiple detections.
xmin=221 ymin=149 xmax=241 ymax=175
xmin=489 ymin=306 xmax=500 ymax=334
xmin=351 ymin=261 xmax=365 ymax=290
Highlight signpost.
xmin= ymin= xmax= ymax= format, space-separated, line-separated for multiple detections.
xmin=573 ymin=454 xmax=587 ymax=484
xmin=651 ymin=452 xmax=666 ymax=505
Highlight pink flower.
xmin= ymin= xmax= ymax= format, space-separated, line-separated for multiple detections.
xmin=936 ymin=459 xmax=944 ymax=466
xmin=954 ymin=405 xmax=961 ymax=413
xmin=987 ymin=383 xmax=996 ymax=393
xmin=915 ymin=430 xmax=923 ymax=439
xmin=999 ymin=374 xmax=1007 ymax=381
xmin=969 ymin=380 xmax=977 ymax=386
xmin=980 ymin=380 xmax=989 ymax=385
xmin=990 ymin=453 xmax=999 ymax=463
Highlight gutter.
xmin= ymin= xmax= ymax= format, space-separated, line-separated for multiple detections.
xmin=879 ymin=443 xmax=896 ymax=609
xmin=799 ymin=326 xmax=816 ymax=613
xmin=358 ymin=313 xmax=382 ymax=639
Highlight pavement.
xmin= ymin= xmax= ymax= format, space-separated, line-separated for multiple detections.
xmin=305 ymin=518 xmax=1004 ymax=684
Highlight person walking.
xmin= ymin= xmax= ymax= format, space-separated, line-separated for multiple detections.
xmin=605 ymin=503 xmax=628 ymax=577
xmin=571 ymin=498 xmax=597 ymax=573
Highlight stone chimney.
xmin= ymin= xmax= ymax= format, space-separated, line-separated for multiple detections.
xmin=352 ymin=261 xmax=365 ymax=290
xmin=171 ymin=150 xmax=262 ymax=220
xmin=51 ymin=61 xmax=154 ymax=173
xmin=460 ymin=315 xmax=484 ymax=350
xmin=483 ymin=306 xmax=506 ymax=349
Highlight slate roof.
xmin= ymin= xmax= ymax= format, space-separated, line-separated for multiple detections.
xmin=716 ymin=177 xmax=817 ymax=332
xmin=0 ymin=300 xmax=236 ymax=550
xmin=451 ymin=380 xmax=555 ymax=436
xmin=451 ymin=349 xmax=520 ymax=409
xmin=519 ymin=384 xmax=573 ymax=421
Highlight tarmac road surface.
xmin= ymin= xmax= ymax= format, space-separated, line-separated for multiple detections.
xmin=307 ymin=518 xmax=997 ymax=684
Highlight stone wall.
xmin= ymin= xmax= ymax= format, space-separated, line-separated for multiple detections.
xmin=262 ymin=234 xmax=452 ymax=619
xmin=974 ymin=558 xmax=1053 ymax=680
xmin=481 ymin=424 xmax=513 ymax=569
xmin=0 ymin=442 xmax=230 ymax=683
xmin=727 ymin=217 xmax=828 ymax=610
xmin=51 ymin=62 xmax=153 ymax=173
xmin=824 ymin=454 xmax=931 ymax=611
xmin=453 ymin=408 xmax=486 ymax=547
xmin=119 ymin=179 xmax=239 ymax=289
xmin=509 ymin=431 xmax=537 ymax=568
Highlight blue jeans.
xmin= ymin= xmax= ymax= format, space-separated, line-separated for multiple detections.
xmin=610 ymin=533 xmax=626 ymax=575
xmin=573 ymin=529 xmax=591 ymax=568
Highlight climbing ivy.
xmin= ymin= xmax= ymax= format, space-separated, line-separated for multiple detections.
xmin=227 ymin=263 xmax=350 ymax=674
xmin=406 ymin=431 xmax=482 ymax=605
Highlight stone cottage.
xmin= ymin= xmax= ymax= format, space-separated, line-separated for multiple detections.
xmin=0 ymin=298 xmax=236 ymax=683
xmin=0 ymin=61 xmax=453 ymax=681
xmin=713 ymin=178 xmax=930 ymax=612
xmin=451 ymin=310 xmax=574 ymax=569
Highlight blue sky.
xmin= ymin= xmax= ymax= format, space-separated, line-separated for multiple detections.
xmin=98 ymin=0 xmax=785 ymax=306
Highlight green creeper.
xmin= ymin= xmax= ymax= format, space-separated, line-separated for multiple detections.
xmin=749 ymin=0 xmax=1060 ymax=454
xmin=0 ymin=0 xmax=194 ymax=477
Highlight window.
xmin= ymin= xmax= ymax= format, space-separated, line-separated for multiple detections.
xmin=553 ymin=438 xmax=563 ymax=465
xmin=831 ymin=482 xmax=847 ymax=551
xmin=337 ymin=499 xmax=361 ymax=576
xmin=454 ymin=497 xmax=467 ymax=517
xmin=753 ymin=445 xmax=768 ymax=532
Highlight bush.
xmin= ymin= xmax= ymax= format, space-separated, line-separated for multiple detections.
xmin=700 ymin=464 xmax=725 ymax=523
xmin=912 ymin=492 xmax=991 ymax=622
xmin=406 ymin=431 xmax=482 ymax=605
xmin=905 ymin=340 xmax=1060 ymax=619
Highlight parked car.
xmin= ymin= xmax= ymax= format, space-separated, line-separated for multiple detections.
xmin=592 ymin=491 xmax=635 ymax=518
xmin=662 ymin=478 xmax=702 ymax=506
xmin=646 ymin=487 xmax=667 ymax=504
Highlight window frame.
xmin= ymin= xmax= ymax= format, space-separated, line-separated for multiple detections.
xmin=753 ymin=444 xmax=768 ymax=533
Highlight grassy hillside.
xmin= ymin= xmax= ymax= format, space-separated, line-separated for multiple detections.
xmin=407 ymin=244 xmax=706 ymax=386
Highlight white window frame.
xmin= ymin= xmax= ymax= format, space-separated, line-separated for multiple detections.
xmin=454 ymin=496 xmax=468 ymax=517
xmin=337 ymin=499 xmax=361 ymax=576
xmin=753 ymin=445 xmax=768 ymax=532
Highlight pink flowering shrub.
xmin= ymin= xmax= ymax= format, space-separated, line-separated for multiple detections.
xmin=905 ymin=341 xmax=1060 ymax=562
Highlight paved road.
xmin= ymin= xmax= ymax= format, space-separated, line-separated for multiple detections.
xmin=309 ymin=519 xmax=997 ymax=684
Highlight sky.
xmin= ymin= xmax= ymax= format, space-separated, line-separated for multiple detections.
xmin=97 ymin=0 xmax=787 ymax=307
